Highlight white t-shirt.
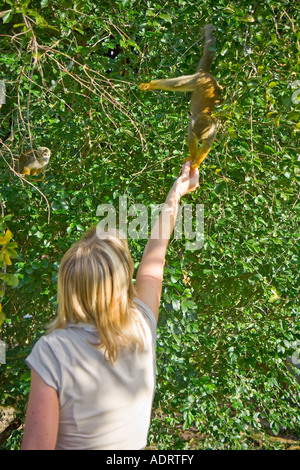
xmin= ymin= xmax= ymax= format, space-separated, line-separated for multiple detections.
xmin=25 ymin=298 xmax=157 ymax=450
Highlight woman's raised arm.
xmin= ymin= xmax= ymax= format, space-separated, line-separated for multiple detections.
xmin=135 ymin=162 xmax=199 ymax=321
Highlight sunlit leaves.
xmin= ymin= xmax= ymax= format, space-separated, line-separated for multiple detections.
xmin=0 ymin=0 xmax=300 ymax=450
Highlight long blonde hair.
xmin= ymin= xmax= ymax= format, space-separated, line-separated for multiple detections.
xmin=48 ymin=226 xmax=144 ymax=364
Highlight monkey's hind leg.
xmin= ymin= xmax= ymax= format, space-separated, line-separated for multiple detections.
xmin=32 ymin=175 xmax=46 ymax=181
xmin=21 ymin=167 xmax=31 ymax=176
xmin=32 ymin=170 xmax=46 ymax=181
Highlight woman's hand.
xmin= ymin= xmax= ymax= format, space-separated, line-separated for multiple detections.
xmin=170 ymin=161 xmax=200 ymax=201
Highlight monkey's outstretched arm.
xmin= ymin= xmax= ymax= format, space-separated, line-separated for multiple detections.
xmin=139 ymin=24 xmax=217 ymax=94
xmin=139 ymin=72 xmax=203 ymax=93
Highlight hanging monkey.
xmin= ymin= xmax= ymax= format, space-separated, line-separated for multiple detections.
xmin=139 ymin=24 xmax=222 ymax=168
xmin=16 ymin=147 xmax=51 ymax=178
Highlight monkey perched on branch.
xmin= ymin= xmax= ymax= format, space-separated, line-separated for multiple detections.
xmin=139 ymin=24 xmax=222 ymax=168
xmin=16 ymin=147 xmax=51 ymax=178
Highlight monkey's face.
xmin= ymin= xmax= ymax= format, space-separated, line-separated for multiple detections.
xmin=38 ymin=147 xmax=51 ymax=164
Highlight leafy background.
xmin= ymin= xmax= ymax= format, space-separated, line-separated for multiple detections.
xmin=0 ymin=0 xmax=299 ymax=450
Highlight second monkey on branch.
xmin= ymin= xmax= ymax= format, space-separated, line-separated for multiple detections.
xmin=139 ymin=24 xmax=222 ymax=169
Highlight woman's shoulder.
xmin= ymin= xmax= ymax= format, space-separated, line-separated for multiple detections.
xmin=29 ymin=325 xmax=84 ymax=358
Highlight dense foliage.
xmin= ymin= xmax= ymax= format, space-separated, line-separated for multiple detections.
xmin=0 ymin=0 xmax=299 ymax=450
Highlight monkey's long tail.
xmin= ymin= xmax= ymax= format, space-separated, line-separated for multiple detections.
xmin=197 ymin=24 xmax=217 ymax=73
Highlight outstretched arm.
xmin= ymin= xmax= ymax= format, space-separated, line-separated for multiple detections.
xmin=135 ymin=162 xmax=199 ymax=321
xmin=139 ymin=72 xmax=201 ymax=93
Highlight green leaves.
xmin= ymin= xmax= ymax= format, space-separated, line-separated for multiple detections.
xmin=0 ymin=221 xmax=19 ymax=329
xmin=0 ymin=10 xmax=12 ymax=23
xmin=0 ymin=0 xmax=300 ymax=450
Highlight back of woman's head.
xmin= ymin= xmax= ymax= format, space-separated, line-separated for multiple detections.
xmin=49 ymin=226 xmax=144 ymax=363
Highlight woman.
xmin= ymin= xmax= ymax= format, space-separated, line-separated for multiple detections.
xmin=21 ymin=162 xmax=199 ymax=450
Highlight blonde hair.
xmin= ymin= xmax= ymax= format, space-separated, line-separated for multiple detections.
xmin=48 ymin=226 xmax=144 ymax=364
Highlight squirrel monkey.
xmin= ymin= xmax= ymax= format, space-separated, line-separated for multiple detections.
xmin=17 ymin=147 xmax=51 ymax=178
xmin=139 ymin=24 xmax=222 ymax=168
